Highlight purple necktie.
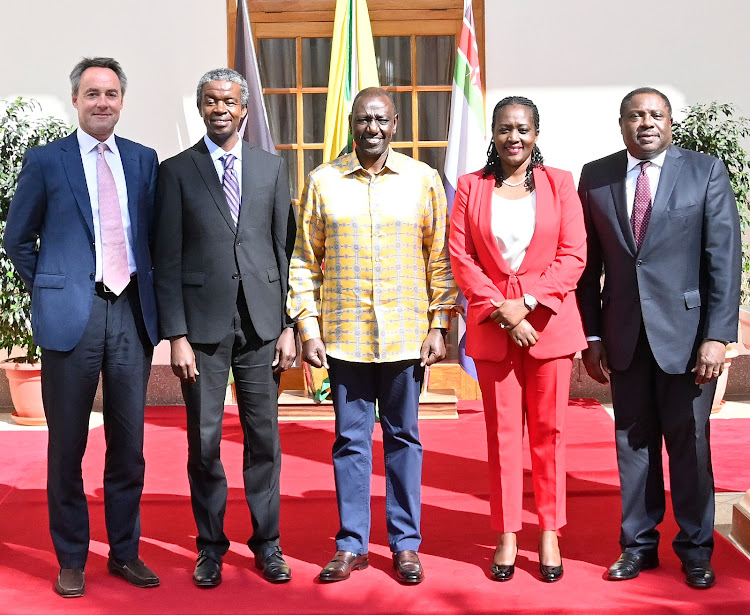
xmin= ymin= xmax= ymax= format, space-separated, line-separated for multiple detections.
xmin=222 ymin=154 xmax=240 ymax=225
xmin=97 ymin=143 xmax=130 ymax=295
xmin=631 ymin=161 xmax=652 ymax=248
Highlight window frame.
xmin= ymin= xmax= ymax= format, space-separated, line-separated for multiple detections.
xmin=226 ymin=1 xmax=486 ymax=364
xmin=227 ymin=1 xmax=484 ymax=199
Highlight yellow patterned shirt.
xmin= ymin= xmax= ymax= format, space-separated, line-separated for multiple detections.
xmin=287 ymin=149 xmax=457 ymax=363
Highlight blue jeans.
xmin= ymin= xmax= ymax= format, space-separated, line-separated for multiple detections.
xmin=327 ymin=358 xmax=424 ymax=555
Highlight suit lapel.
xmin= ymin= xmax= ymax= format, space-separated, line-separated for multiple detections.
xmin=641 ymin=145 xmax=682 ymax=253
xmin=116 ymin=136 xmax=139 ymax=239
xmin=517 ymin=168 xmax=551 ymax=275
xmin=190 ymin=140 xmax=236 ymax=232
xmin=61 ymin=131 xmax=95 ymax=241
xmin=475 ymin=174 xmax=512 ymax=275
xmin=609 ymin=151 xmax=637 ymax=254
xmin=239 ymin=142 xmax=255 ymax=231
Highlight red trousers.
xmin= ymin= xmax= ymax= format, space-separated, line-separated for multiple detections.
xmin=475 ymin=348 xmax=573 ymax=533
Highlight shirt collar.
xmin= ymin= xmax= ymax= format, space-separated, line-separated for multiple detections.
xmin=204 ymin=134 xmax=243 ymax=163
xmin=77 ymin=128 xmax=118 ymax=155
xmin=626 ymin=148 xmax=667 ymax=173
xmin=341 ymin=147 xmax=403 ymax=176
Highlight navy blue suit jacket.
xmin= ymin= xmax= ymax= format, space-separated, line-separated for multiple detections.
xmin=576 ymin=145 xmax=741 ymax=374
xmin=4 ymin=130 xmax=159 ymax=351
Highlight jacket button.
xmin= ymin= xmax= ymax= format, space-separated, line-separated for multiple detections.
xmin=232 ymin=273 xmax=239 ymax=279
xmin=90 ymin=273 xmax=95 ymax=280
xmin=637 ymin=260 xmax=642 ymax=267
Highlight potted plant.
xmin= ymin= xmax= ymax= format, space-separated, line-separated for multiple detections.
xmin=0 ymin=98 xmax=71 ymax=424
xmin=672 ymin=102 xmax=750 ymax=297
xmin=672 ymin=102 xmax=750 ymax=408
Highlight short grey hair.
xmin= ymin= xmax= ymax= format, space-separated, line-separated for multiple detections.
xmin=196 ymin=68 xmax=248 ymax=109
xmin=70 ymin=57 xmax=127 ymax=95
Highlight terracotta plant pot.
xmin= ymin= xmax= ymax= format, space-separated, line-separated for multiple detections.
xmin=711 ymin=344 xmax=739 ymax=414
xmin=740 ymin=306 xmax=750 ymax=350
xmin=0 ymin=359 xmax=45 ymax=425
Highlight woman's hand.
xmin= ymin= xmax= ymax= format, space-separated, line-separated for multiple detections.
xmin=507 ymin=319 xmax=539 ymax=347
xmin=490 ymin=298 xmax=529 ymax=330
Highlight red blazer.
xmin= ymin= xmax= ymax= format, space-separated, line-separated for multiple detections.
xmin=449 ymin=166 xmax=587 ymax=362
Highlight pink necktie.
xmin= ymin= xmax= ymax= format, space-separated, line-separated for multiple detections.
xmin=97 ymin=143 xmax=130 ymax=295
xmin=631 ymin=161 xmax=652 ymax=248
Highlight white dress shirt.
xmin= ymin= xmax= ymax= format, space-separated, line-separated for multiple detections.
xmin=625 ymin=149 xmax=667 ymax=216
xmin=204 ymin=135 xmax=243 ymax=195
xmin=586 ymin=149 xmax=668 ymax=342
xmin=77 ymin=129 xmax=136 ymax=281
xmin=490 ymin=190 xmax=537 ymax=273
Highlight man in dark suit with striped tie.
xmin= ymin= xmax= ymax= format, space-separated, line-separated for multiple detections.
xmin=153 ymin=68 xmax=296 ymax=588
xmin=576 ymin=87 xmax=741 ymax=589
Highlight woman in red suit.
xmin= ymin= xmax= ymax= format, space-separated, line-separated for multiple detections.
xmin=449 ymin=96 xmax=587 ymax=582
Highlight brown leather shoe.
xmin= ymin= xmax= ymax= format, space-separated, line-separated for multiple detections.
xmin=55 ymin=568 xmax=85 ymax=598
xmin=319 ymin=550 xmax=369 ymax=582
xmin=393 ymin=550 xmax=424 ymax=584
xmin=107 ymin=557 xmax=160 ymax=588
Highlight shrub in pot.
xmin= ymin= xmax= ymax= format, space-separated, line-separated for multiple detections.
xmin=0 ymin=98 xmax=72 ymax=422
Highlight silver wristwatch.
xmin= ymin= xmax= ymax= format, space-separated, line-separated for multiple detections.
xmin=523 ymin=293 xmax=538 ymax=312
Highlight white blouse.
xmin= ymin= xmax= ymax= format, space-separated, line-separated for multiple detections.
xmin=490 ymin=190 xmax=536 ymax=272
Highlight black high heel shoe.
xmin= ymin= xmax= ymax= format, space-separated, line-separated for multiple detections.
xmin=539 ymin=561 xmax=563 ymax=582
xmin=490 ymin=545 xmax=517 ymax=582
xmin=539 ymin=539 xmax=563 ymax=582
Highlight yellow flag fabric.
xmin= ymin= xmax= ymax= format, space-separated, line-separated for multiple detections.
xmin=322 ymin=0 xmax=380 ymax=163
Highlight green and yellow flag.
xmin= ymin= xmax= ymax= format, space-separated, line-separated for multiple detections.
xmin=322 ymin=0 xmax=380 ymax=162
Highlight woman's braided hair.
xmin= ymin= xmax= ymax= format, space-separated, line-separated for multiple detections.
xmin=483 ymin=96 xmax=544 ymax=190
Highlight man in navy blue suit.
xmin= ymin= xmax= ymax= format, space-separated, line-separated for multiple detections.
xmin=5 ymin=57 xmax=160 ymax=598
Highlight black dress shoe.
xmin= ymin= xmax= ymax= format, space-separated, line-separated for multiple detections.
xmin=55 ymin=568 xmax=85 ymax=598
xmin=107 ymin=557 xmax=160 ymax=588
xmin=319 ymin=551 xmax=369 ymax=582
xmin=682 ymin=559 xmax=715 ymax=589
xmin=193 ymin=551 xmax=222 ymax=588
xmin=607 ymin=551 xmax=659 ymax=580
xmin=393 ymin=550 xmax=424 ymax=584
xmin=255 ymin=548 xmax=291 ymax=583
xmin=540 ymin=562 xmax=564 ymax=583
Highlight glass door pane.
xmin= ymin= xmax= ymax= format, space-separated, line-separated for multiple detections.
xmin=302 ymin=38 xmax=332 ymax=87
xmin=375 ymin=36 xmax=411 ymax=86
xmin=257 ymin=39 xmax=296 ymax=88
xmin=416 ymin=36 xmax=454 ymax=85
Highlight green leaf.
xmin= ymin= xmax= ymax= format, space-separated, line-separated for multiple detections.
xmin=672 ymin=101 xmax=750 ymax=302
xmin=0 ymin=97 xmax=72 ymax=362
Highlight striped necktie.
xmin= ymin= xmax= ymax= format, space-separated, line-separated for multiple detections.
xmin=222 ymin=153 xmax=240 ymax=225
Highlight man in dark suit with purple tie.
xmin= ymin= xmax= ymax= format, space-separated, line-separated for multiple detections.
xmin=153 ymin=68 xmax=296 ymax=588
xmin=5 ymin=57 xmax=160 ymax=597
xmin=576 ymin=87 xmax=741 ymax=589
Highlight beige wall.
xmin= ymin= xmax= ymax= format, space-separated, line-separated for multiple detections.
xmin=0 ymin=0 xmax=227 ymax=161
xmin=1 ymin=1 xmax=228 ymax=365
xmin=484 ymin=0 xmax=750 ymax=182
xmin=2 ymin=0 xmax=748 ymax=366
xmin=4 ymin=0 xmax=748 ymax=198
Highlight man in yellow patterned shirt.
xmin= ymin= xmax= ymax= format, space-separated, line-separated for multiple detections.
xmin=287 ymin=88 xmax=457 ymax=585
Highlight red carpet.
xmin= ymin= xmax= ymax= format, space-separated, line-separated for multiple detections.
xmin=1 ymin=400 xmax=750 ymax=614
